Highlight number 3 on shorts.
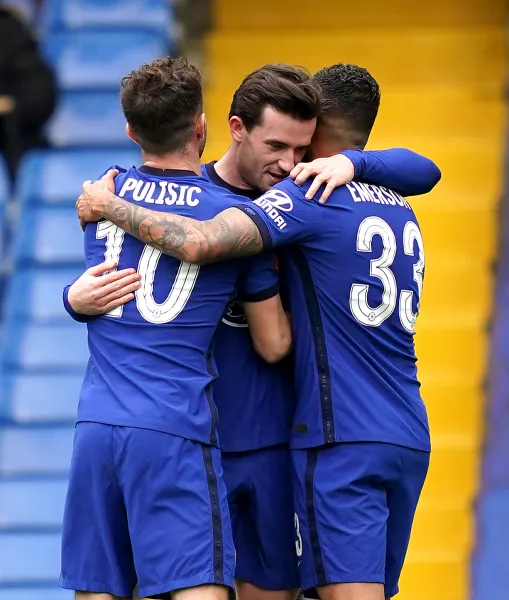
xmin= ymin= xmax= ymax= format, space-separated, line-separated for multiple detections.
xmin=294 ymin=512 xmax=303 ymax=557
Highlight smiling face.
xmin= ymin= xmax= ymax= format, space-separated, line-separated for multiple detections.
xmin=231 ymin=106 xmax=316 ymax=193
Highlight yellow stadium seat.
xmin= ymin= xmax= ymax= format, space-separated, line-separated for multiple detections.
xmin=214 ymin=0 xmax=506 ymax=30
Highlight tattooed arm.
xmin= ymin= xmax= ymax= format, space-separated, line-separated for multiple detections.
xmin=77 ymin=170 xmax=264 ymax=264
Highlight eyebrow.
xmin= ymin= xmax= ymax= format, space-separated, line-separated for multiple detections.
xmin=265 ymin=140 xmax=309 ymax=151
xmin=265 ymin=139 xmax=289 ymax=147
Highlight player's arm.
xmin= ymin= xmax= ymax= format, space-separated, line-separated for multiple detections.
xmin=63 ymin=262 xmax=141 ymax=320
xmin=345 ymin=148 xmax=441 ymax=196
xmin=243 ymin=296 xmax=292 ymax=363
xmin=291 ymin=149 xmax=441 ymax=203
xmin=238 ymin=253 xmax=291 ymax=363
xmin=77 ymin=170 xmax=265 ymax=264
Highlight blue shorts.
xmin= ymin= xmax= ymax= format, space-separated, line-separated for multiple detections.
xmin=292 ymin=442 xmax=429 ymax=598
xmin=222 ymin=445 xmax=299 ymax=590
xmin=60 ymin=423 xmax=235 ymax=598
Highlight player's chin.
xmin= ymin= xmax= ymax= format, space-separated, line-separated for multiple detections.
xmin=265 ymin=173 xmax=285 ymax=188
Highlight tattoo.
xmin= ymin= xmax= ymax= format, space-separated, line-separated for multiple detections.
xmin=100 ymin=191 xmax=263 ymax=264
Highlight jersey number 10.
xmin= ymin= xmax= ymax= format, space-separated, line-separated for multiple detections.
xmin=96 ymin=220 xmax=200 ymax=324
xmin=350 ymin=216 xmax=424 ymax=332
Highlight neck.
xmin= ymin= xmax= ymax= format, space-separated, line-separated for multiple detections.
xmin=142 ymin=150 xmax=201 ymax=175
xmin=214 ymin=145 xmax=254 ymax=190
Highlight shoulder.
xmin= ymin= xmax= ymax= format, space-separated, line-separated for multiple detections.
xmin=200 ymin=161 xmax=215 ymax=182
xmin=261 ymin=177 xmax=351 ymax=208
xmin=272 ymin=177 xmax=307 ymax=202
xmin=96 ymin=164 xmax=128 ymax=184
xmin=252 ymin=178 xmax=307 ymax=214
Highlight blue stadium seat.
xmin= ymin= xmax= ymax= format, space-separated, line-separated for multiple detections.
xmin=43 ymin=0 xmax=172 ymax=37
xmin=17 ymin=148 xmax=140 ymax=206
xmin=13 ymin=207 xmax=86 ymax=267
xmin=0 ymin=427 xmax=74 ymax=476
xmin=3 ymin=374 xmax=80 ymax=423
xmin=2 ymin=323 xmax=89 ymax=372
xmin=0 ymin=479 xmax=67 ymax=529
xmin=45 ymin=30 xmax=168 ymax=91
xmin=48 ymin=92 xmax=133 ymax=147
xmin=0 ymin=157 xmax=8 ymax=201
xmin=0 ymin=156 xmax=9 ymax=254
xmin=0 ymin=588 xmax=73 ymax=600
xmin=4 ymin=268 xmax=85 ymax=323
xmin=0 ymin=533 xmax=61 ymax=583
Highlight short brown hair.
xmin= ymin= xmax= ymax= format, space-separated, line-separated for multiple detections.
xmin=121 ymin=57 xmax=203 ymax=155
xmin=228 ymin=64 xmax=321 ymax=130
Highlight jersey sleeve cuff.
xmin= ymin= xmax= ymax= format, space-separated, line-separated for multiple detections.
xmin=341 ymin=149 xmax=366 ymax=178
xmin=63 ymin=285 xmax=91 ymax=323
xmin=235 ymin=204 xmax=274 ymax=250
xmin=238 ymin=283 xmax=279 ymax=303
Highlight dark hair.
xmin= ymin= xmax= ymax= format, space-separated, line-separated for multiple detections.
xmin=313 ymin=63 xmax=380 ymax=146
xmin=121 ymin=57 xmax=203 ymax=155
xmin=228 ymin=64 xmax=321 ymax=130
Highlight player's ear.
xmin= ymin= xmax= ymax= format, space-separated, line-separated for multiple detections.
xmin=125 ymin=123 xmax=138 ymax=145
xmin=195 ymin=113 xmax=206 ymax=141
xmin=229 ymin=116 xmax=245 ymax=143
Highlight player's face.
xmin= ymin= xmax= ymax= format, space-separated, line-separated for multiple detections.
xmin=235 ymin=106 xmax=316 ymax=192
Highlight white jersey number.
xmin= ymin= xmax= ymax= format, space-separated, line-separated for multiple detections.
xmin=294 ymin=513 xmax=303 ymax=557
xmin=350 ymin=216 xmax=424 ymax=331
xmin=96 ymin=220 xmax=200 ymax=323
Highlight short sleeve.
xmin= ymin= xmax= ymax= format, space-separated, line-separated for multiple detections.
xmin=236 ymin=178 xmax=324 ymax=250
xmin=237 ymin=252 xmax=279 ymax=302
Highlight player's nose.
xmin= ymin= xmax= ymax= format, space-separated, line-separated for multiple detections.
xmin=277 ymin=152 xmax=296 ymax=175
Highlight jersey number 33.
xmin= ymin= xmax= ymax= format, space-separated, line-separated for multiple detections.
xmin=350 ymin=216 xmax=424 ymax=333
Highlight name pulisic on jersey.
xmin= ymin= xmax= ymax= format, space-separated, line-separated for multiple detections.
xmin=118 ymin=177 xmax=202 ymax=207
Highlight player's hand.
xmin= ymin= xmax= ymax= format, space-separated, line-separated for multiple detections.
xmin=77 ymin=169 xmax=119 ymax=230
xmin=290 ymin=155 xmax=355 ymax=204
xmin=68 ymin=261 xmax=142 ymax=315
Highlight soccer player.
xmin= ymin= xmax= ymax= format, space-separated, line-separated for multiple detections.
xmin=67 ymin=63 xmax=439 ymax=600
xmin=60 ymin=57 xmax=301 ymax=600
xmin=77 ymin=63 xmax=435 ymax=600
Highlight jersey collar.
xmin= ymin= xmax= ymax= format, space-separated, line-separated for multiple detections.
xmin=138 ymin=165 xmax=199 ymax=178
xmin=205 ymin=161 xmax=260 ymax=200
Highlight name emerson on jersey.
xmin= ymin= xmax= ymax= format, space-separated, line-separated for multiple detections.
xmin=118 ymin=176 xmax=202 ymax=207
xmin=251 ymin=181 xmax=413 ymax=231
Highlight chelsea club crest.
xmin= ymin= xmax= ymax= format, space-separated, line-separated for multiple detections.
xmin=222 ymin=300 xmax=248 ymax=328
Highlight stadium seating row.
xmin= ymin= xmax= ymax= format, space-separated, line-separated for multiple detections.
xmin=6 ymin=0 xmax=174 ymax=37
xmin=17 ymin=148 xmax=140 ymax=205
xmin=45 ymin=30 xmax=170 ymax=91
xmin=43 ymin=0 xmax=172 ymax=35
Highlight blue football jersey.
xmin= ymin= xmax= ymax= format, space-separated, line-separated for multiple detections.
xmin=202 ymin=162 xmax=295 ymax=451
xmin=238 ymin=179 xmax=431 ymax=451
xmin=78 ymin=165 xmax=277 ymax=446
